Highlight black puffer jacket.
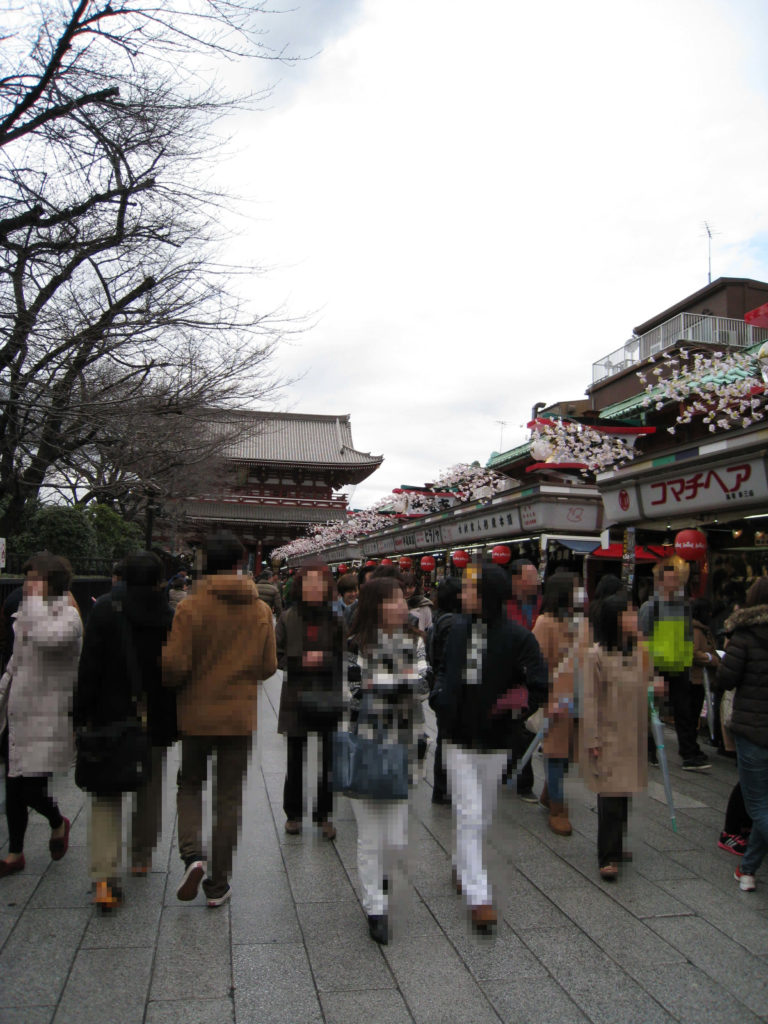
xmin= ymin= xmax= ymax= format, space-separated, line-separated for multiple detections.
xmin=716 ymin=604 xmax=768 ymax=749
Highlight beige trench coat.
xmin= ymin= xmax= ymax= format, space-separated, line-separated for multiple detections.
xmin=578 ymin=643 xmax=654 ymax=796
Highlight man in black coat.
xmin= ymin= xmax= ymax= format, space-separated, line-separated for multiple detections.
xmin=74 ymin=552 xmax=174 ymax=909
xmin=434 ymin=563 xmax=546 ymax=932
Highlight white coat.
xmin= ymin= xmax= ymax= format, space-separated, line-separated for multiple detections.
xmin=3 ymin=595 xmax=82 ymax=777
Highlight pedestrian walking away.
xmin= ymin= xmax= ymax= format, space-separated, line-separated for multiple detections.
xmin=163 ymin=532 xmax=277 ymax=908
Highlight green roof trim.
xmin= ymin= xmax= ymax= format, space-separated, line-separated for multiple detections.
xmin=486 ymin=441 xmax=531 ymax=469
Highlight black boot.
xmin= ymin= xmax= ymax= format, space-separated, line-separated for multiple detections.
xmin=367 ymin=913 xmax=389 ymax=945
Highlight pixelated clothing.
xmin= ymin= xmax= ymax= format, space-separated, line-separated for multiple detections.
xmin=597 ymin=795 xmax=628 ymax=867
xmin=534 ymin=613 xmax=589 ymax=760
xmin=350 ymin=798 xmax=408 ymax=915
xmin=639 ymin=596 xmax=694 ymax=673
xmin=162 ymin=574 xmax=277 ymax=736
xmin=438 ymin=613 xmax=548 ymax=751
xmin=717 ymin=604 xmax=768 ymax=749
xmin=578 ymin=644 xmax=653 ymax=796
xmin=176 ymin=734 xmax=250 ymax=885
xmin=6 ymin=595 xmax=82 ymax=777
xmin=276 ymin=604 xmax=344 ymax=737
xmin=447 ymin=744 xmax=507 ymax=906
xmin=352 ymin=631 xmax=419 ymax=758
xmin=90 ymin=794 xmax=123 ymax=880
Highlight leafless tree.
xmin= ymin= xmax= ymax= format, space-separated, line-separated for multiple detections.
xmin=0 ymin=1 xmax=295 ymax=537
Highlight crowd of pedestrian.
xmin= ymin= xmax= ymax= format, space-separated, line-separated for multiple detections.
xmin=1 ymin=538 xmax=766 ymax=948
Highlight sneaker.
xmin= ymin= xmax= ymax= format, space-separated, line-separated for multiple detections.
xmin=718 ymin=832 xmax=747 ymax=857
xmin=206 ymin=884 xmax=232 ymax=908
xmin=735 ymin=867 xmax=756 ymax=892
xmin=367 ymin=913 xmax=389 ymax=945
xmin=176 ymin=859 xmax=205 ymax=901
xmin=518 ymin=788 xmax=538 ymax=804
xmin=682 ymin=754 xmax=711 ymax=771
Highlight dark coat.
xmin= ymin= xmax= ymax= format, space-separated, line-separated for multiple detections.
xmin=426 ymin=610 xmax=455 ymax=683
xmin=276 ymin=604 xmax=344 ymax=736
xmin=716 ymin=604 xmax=768 ymax=749
xmin=74 ymin=586 xmax=176 ymax=747
xmin=434 ymin=565 xmax=547 ymax=752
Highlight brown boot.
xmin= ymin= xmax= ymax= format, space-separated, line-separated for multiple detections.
xmin=539 ymin=782 xmax=550 ymax=810
xmin=548 ymin=801 xmax=572 ymax=836
xmin=470 ymin=903 xmax=497 ymax=933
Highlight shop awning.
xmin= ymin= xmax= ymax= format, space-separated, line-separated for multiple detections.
xmin=554 ymin=538 xmax=602 ymax=554
xmin=590 ymin=543 xmax=668 ymax=561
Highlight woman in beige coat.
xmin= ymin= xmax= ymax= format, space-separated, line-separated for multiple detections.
xmin=581 ymin=591 xmax=662 ymax=880
xmin=533 ymin=572 xmax=583 ymax=837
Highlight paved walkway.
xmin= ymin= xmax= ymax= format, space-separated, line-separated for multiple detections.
xmin=1 ymin=672 xmax=767 ymax=1024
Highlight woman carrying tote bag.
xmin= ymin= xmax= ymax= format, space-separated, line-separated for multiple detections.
xmin=336 ymin=576 xmax=419 ymax=945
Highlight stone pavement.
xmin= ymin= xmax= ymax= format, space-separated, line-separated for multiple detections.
xmin=1 ymin=672 xmax=767 ymax=1024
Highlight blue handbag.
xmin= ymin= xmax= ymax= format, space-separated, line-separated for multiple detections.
xmin=332 ymin=690 xmax=409 ymax=800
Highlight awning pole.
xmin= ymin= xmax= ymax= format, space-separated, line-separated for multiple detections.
xmin=621 ymin=526 xmax=636 ymax=591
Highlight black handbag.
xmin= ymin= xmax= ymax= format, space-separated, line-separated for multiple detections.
xmin=332 ymin=693 xmax=409 ymax=800
xmin=75 ymin=604 xmax=150 ymax=794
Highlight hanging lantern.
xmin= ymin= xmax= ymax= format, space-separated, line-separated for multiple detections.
xmin=399 ymin=556 xmax=413 ymax=571
xmin=420 ymin=555 xmax=436 ymax=572
xmin=365 ymin=559 xmax=377 ymax=567
xmin=674 ymin=529 xmax=707 ymax=562
xmin=491 ymin=544 xmax=511 ymax=565
xmin=451 ymin=549 xmax=470 ymax=569
xmin=380 ymin=558 xmax=394 ymax=566
xmin=338 ymin=564 xmax=348 ymax=575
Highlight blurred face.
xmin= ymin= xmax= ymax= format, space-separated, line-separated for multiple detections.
xmin=24 ymin=572 xmax=47 ymax=599
xmin=302 ymin=571 xmax=326 ymax=605
xmin=513 ymin=564 xmax=539 ymax=599
xmin=342 ymin=587 xmax=358 ymax=606
xmin=659 ymin=565 xmax=683 ymax=597
xmin=620 ymin=606 xmax=638 ymax=639
xmin=461 ymin=577 xmax=481 ymax=615
xmin=381 ymin=591 xmax=408 ymax=633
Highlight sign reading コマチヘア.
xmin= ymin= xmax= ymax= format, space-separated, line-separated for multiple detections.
xmin=602 ymin=457 xmax=768 ymax=523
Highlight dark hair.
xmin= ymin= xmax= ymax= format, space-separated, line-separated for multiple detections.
xmin=349 ymin=576 xmax=404 ymax=653
xmin=294 ymin=562 xmax=333 ymax=604
xmin=746 ymin=577 xmax=768 ymax=608
xmin=594 ymin=591 xmax=631 ymax=652
xmin=22 ymin=551 xmax=51 ymax=576
xmin=371 ymin=565 xmax=406 ymax=584
xmin=594 ymin=574 xmax=622 ymax=601
xmin=336 ymin=573 xmax=358 ymax=597
xmin=26 ymin=552 xmax=73 ymax=597
xmin=400 ymin=573 xmax=416 ymax=589
xmin=540 ymin=571 xmax=576 ymax=618
xmin=436 ymin=576 xmax=462 ymax=614
xmin=124 ymin=551 xmax=164 ymax=588
xmin=691 ymin=598 xmax=711 ymax=625
xmin=357 ymin=563 xmax=377 ymax=587
xmin=112 ymin=559 xmax=127 ymax=580
xmin=510 ymin=558 xmax=535 ymax=577
xmin=205 ymin=531 xmax=245 ymax=575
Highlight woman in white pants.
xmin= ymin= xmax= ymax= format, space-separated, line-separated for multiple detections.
xmin=435 ymin=563 xmax=548 ymax=932
xmin=344 ymin=576 xmax=418 ymax=945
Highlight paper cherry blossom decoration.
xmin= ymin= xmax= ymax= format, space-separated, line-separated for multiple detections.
xmin=674 ymin=529 xmax=707 ymax=562
xmin=491 ymin=544 xmax=511 ymax=565
xmin=420 ymin=555 xmax=436 ymax=572
xmin=451 ymin=549 xmax=470 ymax=568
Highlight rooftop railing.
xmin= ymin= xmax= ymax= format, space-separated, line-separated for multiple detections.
xmin=592 ymin=313 xmax=768 ymax=384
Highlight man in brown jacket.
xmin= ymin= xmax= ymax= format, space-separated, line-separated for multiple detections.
xmin=163 ymin=532 xmax=277 ymax=907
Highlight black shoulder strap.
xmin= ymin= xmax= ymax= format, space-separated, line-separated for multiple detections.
xmin=112 ymin=599 xmax=142 ymax=703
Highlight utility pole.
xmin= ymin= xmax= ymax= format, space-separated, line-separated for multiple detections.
xmin=495 ymin=419 xmax=507 ymax=452
xmin=704 ymin=221 xmax=714 ymax=284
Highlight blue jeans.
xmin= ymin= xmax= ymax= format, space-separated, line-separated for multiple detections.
xmin=546 ymin=758 xmax=567 ymax=804
xmin=734 ymin=734 xmax=768 ymax=875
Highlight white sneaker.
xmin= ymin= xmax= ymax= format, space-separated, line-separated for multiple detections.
xmin=176 ymin=860 xmax=205 ymax=901
xmin=735 ymin=867 xmax=756 ymax=892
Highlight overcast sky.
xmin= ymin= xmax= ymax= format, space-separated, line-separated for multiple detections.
xmin=215 ymin=0 xmax=768 ymax=509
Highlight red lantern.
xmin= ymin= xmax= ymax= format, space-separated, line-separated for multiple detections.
xmin=674 ymin=529 xmax=707 ymax=562
xmin=338 ymin=564 xmax=348 ymax=575
xmin=365 ymin=560 xmax=377 ymax=567
xmin=420 ymin=555 xmax=436 ymax=572
xmin=399 ymin=557 xmax=413 ymax=571
xmin=491 ymin=544 xmax=511 ymax=566
xmin=380 ymin=558 xmax=394 ymax=566
xmin=452 ymin=549 xmax=470 ymax=569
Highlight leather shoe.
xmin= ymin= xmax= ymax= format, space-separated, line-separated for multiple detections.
xmin=284 ymin=820 xmax=302 ymax=835
xmin=367 ymin=913 xmax=389 ymax=945
xmin=0 ymin=855 xmax=25 ymax=878
xmin=471 ymin=903 xmax=497 ymax=933
xmin=49 ymin=817 xmax=70 ymax=861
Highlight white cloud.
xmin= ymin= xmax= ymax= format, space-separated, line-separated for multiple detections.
xmin=215 ymin=0 xmax=768 ymax=508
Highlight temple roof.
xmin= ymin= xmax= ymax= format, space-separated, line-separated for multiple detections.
xmin=182 ymin=500 xmax=348 ymax=526
xmin=211 ymin=411 xmax=383 ymax=483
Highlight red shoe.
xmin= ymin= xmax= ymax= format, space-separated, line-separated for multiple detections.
xmin=50 ymin=817 xmax=70 ymax=861
xmin=0 ymin=855 xmax=25 ymax=878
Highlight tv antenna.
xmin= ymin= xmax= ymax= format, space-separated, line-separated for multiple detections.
xmin=495 ymin=419 xmax=508 ymax=452
xmin=703 ymin=221 xmax=719 ymax=284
